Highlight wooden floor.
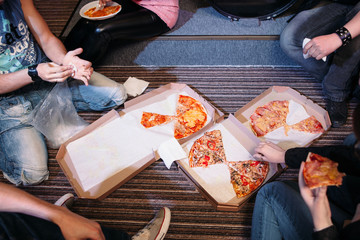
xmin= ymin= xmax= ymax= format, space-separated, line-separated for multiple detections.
xmin=0 ymin=1 xmax=357 ymax=239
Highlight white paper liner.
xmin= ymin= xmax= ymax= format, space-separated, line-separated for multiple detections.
xmin=263 ymin=100 xmax=323 ymax=145
xmin=66 ymin=91 xmax=211 ymax=192
xmin=158 ymin=138 xmax=187 ymax=169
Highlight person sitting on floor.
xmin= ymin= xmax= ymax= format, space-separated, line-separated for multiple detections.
xmin=64 ymin=0 xmax=179 ymax=64
xmin=250 ymin=103 xmax=360 ymax=240
xmin=0 ymin=0 xmax=127 ymax=186
xmin=280 ymin=0 xmax=360 ymax=127
xmin=0 ymin=182 xmax=171 ymax=240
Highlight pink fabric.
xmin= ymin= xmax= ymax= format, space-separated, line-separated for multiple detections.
xmin=131 ymin=0 xmax=179 ymax=29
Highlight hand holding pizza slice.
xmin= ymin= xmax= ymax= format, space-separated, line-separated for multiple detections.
xmin=303 ymin=152 xmax=345 ymax=189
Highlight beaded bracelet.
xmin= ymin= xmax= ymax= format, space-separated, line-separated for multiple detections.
xmin=335 ymin=26 xmax=352 ymax=46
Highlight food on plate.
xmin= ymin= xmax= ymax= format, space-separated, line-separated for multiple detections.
xmin=250 ymin=100 xmax=324 ymax=137
xmin=227 ymin=160 xmax=269 ymax=198
xmin=174 ymin=95 xmax=207 ymax=139
xmin=84 ymin=5 xmax=121 ymax=18
xmin=303 ymin=152 xmax=345 ymax=189
xmin=140 ymin=95 xmax=207 ymax=139
xmin=140 ymin=112 xmax=175 ymax=128
xmin=188 ymin=130 xmax=226 ymax=167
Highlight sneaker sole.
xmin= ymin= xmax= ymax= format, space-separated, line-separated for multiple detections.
xmin=54 ymin=193 xmax=74 ymax=208
xmin=155 ymin=207 xmax=171 ymax=240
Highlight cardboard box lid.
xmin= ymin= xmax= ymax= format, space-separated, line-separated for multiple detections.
xmin=56 ymin=83 xmax=224 ymax=199
xmin=176 ymin=86 xmax=330 ymax=211
xmin=177 ymin=114 xmax=283 ymax=211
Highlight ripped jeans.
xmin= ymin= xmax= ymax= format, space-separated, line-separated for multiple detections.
xmin=0 ymin=72 xmax=127 ymax=185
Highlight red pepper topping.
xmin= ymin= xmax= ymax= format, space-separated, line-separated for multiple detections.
xmin=250 ymin=161 xmax=260 ymax=167
xmin=207 ymin=140 xmax=218 ymax=151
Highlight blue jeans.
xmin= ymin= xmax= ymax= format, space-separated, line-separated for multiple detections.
xmin=251 ymin=179 xmax=358 ymax=240
xmin=0 ymin=72 xmax=127 ymax=185
xmin=251 ymin=181 xmax=314 ymax=240
xmin=280 ymin=2 xmax=360 ymax=102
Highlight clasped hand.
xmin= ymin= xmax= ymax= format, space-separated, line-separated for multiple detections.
xmin=303 ymin=34 xmax=343 ymax=61
xmin=37 ymin=48 xmax=92 ymax=85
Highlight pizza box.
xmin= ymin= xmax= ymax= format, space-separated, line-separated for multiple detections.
xmin=176 ymin=86 xmax=330 ymax=211
xmin=234 ymin=86 xmax=331 ymax=150
xmin=176 ymin=114 xmax=285 ymax=211
xmin=56 ymin=83 xmax=224 ymax=200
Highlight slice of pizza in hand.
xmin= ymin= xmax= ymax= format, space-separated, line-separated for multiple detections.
xmin=303 ymin=152 xmax=345 ymax=189
xmin=227 ymin=160 xmax=269 ymax=198
xmin=140 ymin=112 xmax=175 ymax=128
xmin=290 ymin=116 xmax=324 ymax=134
xmin=188 ymin=130 xmax=226 ymax=168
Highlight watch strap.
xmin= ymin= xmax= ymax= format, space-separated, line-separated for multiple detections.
xmin=28 ymin=64 xmax=42 ymax=83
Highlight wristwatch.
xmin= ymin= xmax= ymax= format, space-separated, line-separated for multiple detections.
xmin=28 ymin=64 xmax=42 ymax=83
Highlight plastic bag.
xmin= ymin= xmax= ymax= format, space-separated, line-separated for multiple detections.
xmin=30 ymin=81 xmax=89 ymax=149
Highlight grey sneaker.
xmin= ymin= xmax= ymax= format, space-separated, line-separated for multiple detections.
xmin=132 ymin=207 xmax=171 ymax=240
xmin=54 ymin=193 xmax=74 ymax=209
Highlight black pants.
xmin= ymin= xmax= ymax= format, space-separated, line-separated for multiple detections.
xmin=64 ymin=0 xmax=170 ymax=63
xmin=0 ymin=212 xmax=130 ymax=240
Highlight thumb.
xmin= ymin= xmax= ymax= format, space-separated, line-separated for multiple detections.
xmin=68 ymin=48 xmax=83 ymax=57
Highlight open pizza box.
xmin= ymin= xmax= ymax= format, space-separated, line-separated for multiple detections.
xmin=56 ymin=83 xmax=224 ymax=200
xmin=176 ymin=86 xmax=331 ymax=211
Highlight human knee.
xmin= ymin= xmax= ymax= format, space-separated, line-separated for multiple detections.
xmin=111 ymin=83 xmax=128 ymax=106
xmin=1 ymin=145 xmax=49 ymax=185
xmin=258 ymin=181 xmax=287 ymax=200
xmin=3 ymin=166 xmax=49 ymax=186
xmin=89 ymin=71 xmax=128 ymax=106
xmin=75 ymin=73 xmax=128 ymax=111
xmin=279 ymin=28 xmax=296 ymax=54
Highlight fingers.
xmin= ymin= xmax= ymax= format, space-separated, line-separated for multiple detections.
xmin=68 ymin=48 xmax=83 ymax=57
xmin=298 ymin=161 xmax=306 ymax=188
xmin=38 ymin=63 xmax=74 ymax=82
xmin=253 ymin=153 xmax=265 ymax=161
xmin=73 ymin=66 xmax=92 ymax=86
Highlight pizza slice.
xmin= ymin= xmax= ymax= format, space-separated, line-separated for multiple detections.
xmin=140 ymin=112 xmax=175 ymax=128
xmin=290 ymin=116 xmax=324 ymax=134
xmin=227 ymin=160 xmax=269 ymax=198
xmin=303 ymin=152 xmax=345 ymax=189
xmin=176 ymin=95 xmax=199 ymax=115
xmin=250 ymin=100 xmax=289 ymax=137
xmin=188 ymin=130 xmax=226 ymax=168
xmin=174 ymin=95 xmax=207 ymax=139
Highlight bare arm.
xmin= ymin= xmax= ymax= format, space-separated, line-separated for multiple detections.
xmin=0 ymin=0 xmax=92 ymax=94
xmin=0 ymin=182 xmax=105 ymax=240
xmin=304 ymin=11 xmax=360 ymax=60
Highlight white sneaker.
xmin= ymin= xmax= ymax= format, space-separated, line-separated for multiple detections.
xmin=54 ymin=193 xmax=74 ymax=209
xmin=132 ymin=207 xmax=171 ymax=240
